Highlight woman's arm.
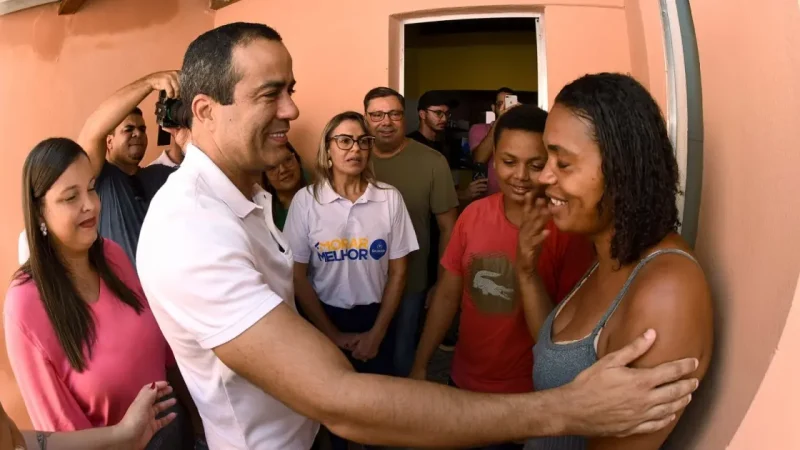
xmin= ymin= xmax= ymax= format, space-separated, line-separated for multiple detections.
xmin=17 ymin=382 xmax=177 ymax=450
xmin=588 ymin=254 xmax=713 ymax=450
xmin=4 ymin=320 xmax=93 ymax=431
xmin=293 ymin=263 xmax=353 ymax=349
xmin=352 ymin=256 xmax=407 ymax=361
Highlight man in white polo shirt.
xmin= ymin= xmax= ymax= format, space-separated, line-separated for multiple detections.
xmin=136 ymin=22 xmax=699 ymax=450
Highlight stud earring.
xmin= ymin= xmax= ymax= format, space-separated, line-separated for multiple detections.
xmin=327 ymin=159 xmax=333 ymax=169
xmin=40 ymin=222 xmax=48 ymax=236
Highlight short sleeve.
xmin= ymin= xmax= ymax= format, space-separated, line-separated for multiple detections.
xmin=136 ymin=212 xmax=285 ymax=350
xmin=440 ymin=210 xmax=469 ymax=276
xmin=4 ymin=288 xmax=93 ymax=431
xmin=388 ymin=188 xmax=420 ymax=259
xmin=429 ymin=154 xmax=459 ymax=215
xmin=283 ymin=189 xmax=312 ymax=264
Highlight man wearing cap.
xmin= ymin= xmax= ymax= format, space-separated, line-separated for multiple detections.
xmin=407 ymin=91 xmax=459 ymax=165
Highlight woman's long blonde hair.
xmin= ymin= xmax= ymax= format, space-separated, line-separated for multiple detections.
xmin=312 ymin=111 xmax=380 ymax=202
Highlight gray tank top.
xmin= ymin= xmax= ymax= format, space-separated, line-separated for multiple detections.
xmin=524 ymin=249 xmax=698 ymax=450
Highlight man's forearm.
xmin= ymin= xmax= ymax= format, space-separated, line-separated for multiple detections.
xmin=411 ymin=289 xmax=459 ymax=373
xmin=23 ymin=427 xmax=131 ymax=450
xmin=372 ymin=267 xmax=405 ymax=336
xmin=517 ymin=272 xmax=554 ymax=340
xmin=324 ymin=372 xmax=568 ymax=447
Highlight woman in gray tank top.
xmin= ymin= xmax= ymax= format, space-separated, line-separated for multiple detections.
xmin=515 ymin=73 xmax=714 ymax=450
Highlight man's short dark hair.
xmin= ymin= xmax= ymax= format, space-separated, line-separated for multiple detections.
xmin=493 ymin=104 xmax=548 ymax=147
xmin=181 ymin=23 xmax=283 ymax=110
xmin=363 ymin=87 xmax=405 ymax=111
xmin=129 ymin=107 xmax=143 ymax=117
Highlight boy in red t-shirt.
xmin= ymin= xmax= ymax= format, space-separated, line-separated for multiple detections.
xmin=410 ymin=105 xmax=595 ymax=449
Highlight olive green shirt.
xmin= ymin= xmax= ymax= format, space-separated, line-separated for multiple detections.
xmin=372 ymin=139 xmax=459 ymax=294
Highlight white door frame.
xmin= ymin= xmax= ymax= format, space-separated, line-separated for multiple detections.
xmin=397 ymin=12 xmax=548 ymax=111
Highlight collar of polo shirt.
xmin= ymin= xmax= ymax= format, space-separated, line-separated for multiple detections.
xmin=183 ymin=144 xmax=260 ymax=218
xmin=317 ymin=181 xmax=388 ymax=204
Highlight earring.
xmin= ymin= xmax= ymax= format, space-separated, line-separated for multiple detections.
xmin=40 ymin=222 xmax=47 ymax=236
xmin=327 ymin=159 xmax=332 ymax=169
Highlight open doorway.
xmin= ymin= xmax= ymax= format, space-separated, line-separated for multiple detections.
xmin=399 ymin=13 xmax=546 ymax=190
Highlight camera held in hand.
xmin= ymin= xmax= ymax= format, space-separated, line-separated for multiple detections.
xmin=155 ymin=90 xmax=185 ymax=129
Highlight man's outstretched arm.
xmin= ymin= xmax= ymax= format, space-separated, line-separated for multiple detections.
xmin=216 ymin=304 xmax=698 ymax=448
xmin=77 ymin=71 xmax=179 ymax=176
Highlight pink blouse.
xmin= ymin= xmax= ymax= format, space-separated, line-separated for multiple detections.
xmin=4 ymin=239 xmax=175 ymax=431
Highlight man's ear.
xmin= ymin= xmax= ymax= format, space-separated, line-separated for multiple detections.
xmin=418 ymin=110 xmax=425 ymax=122
xmin=106 ymin=134 xmax=114 ymax=152
xmin=191 ymin=94 xmax=216 ymax=133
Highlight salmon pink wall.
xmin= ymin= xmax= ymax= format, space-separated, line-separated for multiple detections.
xmin=0 ymin=0 xmax=214 ymax=427
xmin=663 ymin=1 xmax=800 ymax=448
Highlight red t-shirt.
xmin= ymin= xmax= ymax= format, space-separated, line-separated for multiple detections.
xmin=441 ymin=193 xmax=595 ymax=393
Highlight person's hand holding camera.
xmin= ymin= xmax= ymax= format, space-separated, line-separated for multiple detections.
xmin=147 ymin=71 xmax=180 ymax=99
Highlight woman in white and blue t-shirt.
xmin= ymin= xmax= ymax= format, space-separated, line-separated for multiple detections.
xmin=284 ymin=111 xmax=418 ymax=383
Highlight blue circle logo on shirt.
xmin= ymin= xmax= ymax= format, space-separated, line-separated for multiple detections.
xmin=369 ymin=239 xmax=387 ymax=260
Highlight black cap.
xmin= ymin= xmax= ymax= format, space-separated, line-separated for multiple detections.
xmin=417 ymin=91 xmax=459 ymax=110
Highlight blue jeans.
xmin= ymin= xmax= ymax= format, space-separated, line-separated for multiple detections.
xmin=393 ymin=291 xmax=427 ymax=377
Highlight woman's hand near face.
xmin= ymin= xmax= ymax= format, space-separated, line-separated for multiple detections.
xmin=516 ymin=192 xmax=552 ymax=276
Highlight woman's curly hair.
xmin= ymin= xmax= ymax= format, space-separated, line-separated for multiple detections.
xmin=554 ymin=73 xmax=680 ymax=265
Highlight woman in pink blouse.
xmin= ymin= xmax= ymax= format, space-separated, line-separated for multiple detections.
xmin=4 ymin=138 xmax=200 ymax=447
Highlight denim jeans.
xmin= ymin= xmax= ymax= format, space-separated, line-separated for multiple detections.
xmin=392 ymin=291 xmax=427 ymax=377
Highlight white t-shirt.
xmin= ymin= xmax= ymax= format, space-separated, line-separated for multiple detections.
xmin=147 ymin=150 xmax=180 ymax=168
xmin=18 ymin=230 xmax=28 ymax=265
xmin=283 ymin=181 xmax=419 ymax=309
xmin=136 ymin=145 xmax=319 ymax=450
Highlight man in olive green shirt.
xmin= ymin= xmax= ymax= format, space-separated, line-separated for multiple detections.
xmin=363 ymin=87 xmax=459 ymax=376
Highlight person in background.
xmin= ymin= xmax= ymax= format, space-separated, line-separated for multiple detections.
xmin=0 ymin=382 xmax=177 ymax=450
xmin=363 ymin=86 xmax=459 ymax=377
xmin=5 ymin=138 xmax=202 ymax=447
xmin=410 ymin=105 xmax=595 ymax=450
xmin=76 ymin=71 xmax=180 ymax=265
xmin=407 ymin=91 xmax=458 ymax=165
xmin=261 ymin=142 xmax=305 ymax=231
xmin=408 ymin=91 xmax=487 ymax=205
xmin=148 ymin=126 xmax=191 ymax=169
xmin=469 ymin=87 xmax=518 ymax=196
xmin=284 ymin=111 xmax=418 ymax=449
xmin=520 ymin=73 xmax=713 ymax=450
xmin=136 ymin=22 xmax=701 ymax=450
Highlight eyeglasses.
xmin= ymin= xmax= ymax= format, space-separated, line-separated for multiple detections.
xmin=329 ymin=134 xmax=376 ymax=150
xmin=265 ymin=155 xmax=298 ymax=175
xmin=367 ymin=110 xmax=404 ymax=122
xmin=425 ymin=109 xmax=451 ymax=120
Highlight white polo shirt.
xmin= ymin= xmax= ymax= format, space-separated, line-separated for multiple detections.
xmin=136 ymin=145 xmax=319 ymax=450
xmin=283 ymin=181 xmax=419 ymax=309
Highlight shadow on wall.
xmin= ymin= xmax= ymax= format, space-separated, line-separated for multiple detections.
xmin=0 ymin=0 xmax=186 ymax=60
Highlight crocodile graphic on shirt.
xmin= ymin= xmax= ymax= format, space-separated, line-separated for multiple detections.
xmin=469 ymin=254 xmax=516 ymax=314
xmin=473 ymin=270 xmax=513 ymax=300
